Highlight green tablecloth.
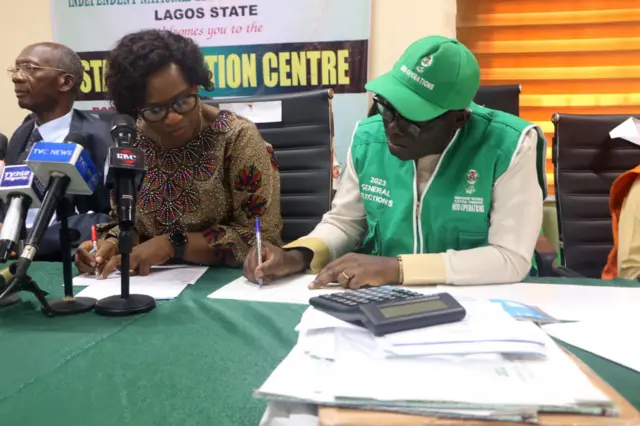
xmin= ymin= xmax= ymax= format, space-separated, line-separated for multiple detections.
xmin=0 ymin=263 xmax=638 ymax=426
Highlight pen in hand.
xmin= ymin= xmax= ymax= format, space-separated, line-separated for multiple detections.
xmin=255 ymin=217 xmax=263 ymax=289
xmin=90 ymin=224 xmax=98 ymax=278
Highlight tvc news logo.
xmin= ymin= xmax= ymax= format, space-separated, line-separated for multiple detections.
xmin=32 ymin=148 xmax=74 ymax=157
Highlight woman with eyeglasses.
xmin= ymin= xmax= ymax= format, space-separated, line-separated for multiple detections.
xmin=74 ymin=29 xmax=282 ymax=278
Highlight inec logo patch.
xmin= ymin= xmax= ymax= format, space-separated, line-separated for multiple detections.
xmin=465 ymin=169 xmax=479 ymax=194
xmin=451 ymin=169 xmax=485 ymax=213
xmin=416 ymin=56 xmax=433 ymax=73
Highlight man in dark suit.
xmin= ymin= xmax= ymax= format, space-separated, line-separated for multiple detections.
xmin=4 ymin=42 xmax=112 ymax=260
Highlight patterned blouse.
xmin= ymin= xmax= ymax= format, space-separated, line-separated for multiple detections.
xmin=99 ymin=110 xmax=283 ymax=266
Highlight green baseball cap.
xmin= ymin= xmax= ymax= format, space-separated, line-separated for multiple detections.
xmin=365 ymin=36 xmax=480 ymax=122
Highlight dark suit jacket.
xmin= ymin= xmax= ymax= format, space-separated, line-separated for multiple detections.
xmin=4 ymin=109 xmax=113 ymax=259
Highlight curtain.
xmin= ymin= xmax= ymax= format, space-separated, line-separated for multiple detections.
xmin=457 ymin=0 xmax=640 ymax=196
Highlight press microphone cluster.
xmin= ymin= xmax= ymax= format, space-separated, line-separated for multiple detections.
xmin=13 ymin=133 xmax=100 ymax=278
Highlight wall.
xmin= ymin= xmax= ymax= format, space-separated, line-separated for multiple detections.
xmin=0 ymin=3 xmax=52 ymax=136
xmin=0 ymin=0 xmax=457 ymax=137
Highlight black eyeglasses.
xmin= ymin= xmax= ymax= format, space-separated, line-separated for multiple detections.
xmin=138 ymin=93 xmax=199 ymax=123
xmin=373 ymin=95 xmax=435 ymax=137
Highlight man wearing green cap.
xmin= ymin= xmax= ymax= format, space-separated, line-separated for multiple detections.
xmin=244 ymin=36 xmax=547 ymax=288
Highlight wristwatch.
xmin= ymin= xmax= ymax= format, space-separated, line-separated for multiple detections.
xmin=169 ymin=231 xmax=188 ymax=261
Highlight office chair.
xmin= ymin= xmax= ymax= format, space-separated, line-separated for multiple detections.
xmin=473 ymin=85 xmax=521 ymax=117
xmin=208 ymin=89 xmax=334 ymax=243
xmin=553 ymin=113 xmax=640 ymax=278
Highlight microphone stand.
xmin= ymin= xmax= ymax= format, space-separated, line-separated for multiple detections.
xmin=0 ymin=262 xmax=54 ymax=316
xmin=0 ymin=212 xmax=24 ymax=308
xmin=94 ymin=186 xmax=156 ymax=317
xmin=46 ymin=197 xmax=96 ymax=315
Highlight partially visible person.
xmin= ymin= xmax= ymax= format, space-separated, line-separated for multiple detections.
xmin=74 ymin=29 xmax=282 ymax=278
xmin=5 ymin=42 xmax=112 ymax=260
xmin=244 ymin=35 xmax=547 ymax=289
xmin=0 ymin=132 xmax=7 ymax=172
xmin=602 ymin=166 xmax=640 ymax=280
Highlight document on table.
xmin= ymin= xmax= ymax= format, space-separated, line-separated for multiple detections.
xmin=74 ymin=265 xmax=208 ymax=286
xmin=543 ymin=318 xmax=640 ymax=374
xmin=207 ymin=274 xmax=343 ymax=304
xmin=73 ymin=266 xmax=208 ymax=301
xmin=438 ymin=283 xmax=640 ymax=322
xmin=297 ymin=302 xmax=550 ymax=360
xmin=76 ymin=280 xmax=190 ymax=301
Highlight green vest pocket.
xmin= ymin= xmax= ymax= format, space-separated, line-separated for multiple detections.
xmin=456 ymin=232 xmax=489 ymax=251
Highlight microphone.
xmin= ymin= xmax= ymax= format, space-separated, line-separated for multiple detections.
xmin=111 ymin=114 xmax=136 ymax=146
xmin=94 ymin=115 xmax=155 ymax=317
xmin=0 ymin=165 xmax=46 ymax=261
xmin=106 ymin=115 xmax=146 ymax=225
xmin=14 ymin=133 xmax=100 ymax=276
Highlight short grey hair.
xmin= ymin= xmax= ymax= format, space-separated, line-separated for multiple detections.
xmin=53 ymin=45 xmax=84 ymax=97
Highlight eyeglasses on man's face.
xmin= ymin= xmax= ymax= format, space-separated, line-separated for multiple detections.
xmin=373 ymin=95 xmax=438 ymax=137
xmin=138 ymin=93 xmax=200 ymax=123
xmin=7 ymin=63 xmax=69 ymax=78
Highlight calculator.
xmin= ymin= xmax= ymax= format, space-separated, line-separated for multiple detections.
xmin=309 ymin=286 xmax=466 ymax=336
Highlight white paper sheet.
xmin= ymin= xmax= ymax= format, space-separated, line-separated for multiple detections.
xmin=74 ymin=265 xmax=208 ymax=287
xmin=75 ymin=280 xmax=190 ymax=300
xmin=218 ymin=101 xmax=282 ymax=123
xmin=210 ymin=277 xmax=640 ymax=326
xmin=543 ymin=319 xmax=640 ymax=374
xmin=437 ymin=283 xmax=640 ymax=322
xmin=207 ymin=274 xmax=343 ymax=304
xmin=609 ymin=117 xmax=640 ymax=146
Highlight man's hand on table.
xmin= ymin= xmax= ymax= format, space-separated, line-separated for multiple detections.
xmin=310 ymin=253 xmax=400 ymax=289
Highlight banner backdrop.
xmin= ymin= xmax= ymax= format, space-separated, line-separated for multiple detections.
xmin=51 ymin=0 xmax=371 ymax=166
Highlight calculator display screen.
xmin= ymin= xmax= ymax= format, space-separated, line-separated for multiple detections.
xmin=379 ymin=299 xmax=448 ymax=318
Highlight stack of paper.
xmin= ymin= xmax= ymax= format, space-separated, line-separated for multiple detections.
xmin=73 ymin=265 xmax=208 ymax=300
xmin=255 ymin=299 xmax=616 ymax=423
xmin=297 ymin=302 xmax=549 ymax=359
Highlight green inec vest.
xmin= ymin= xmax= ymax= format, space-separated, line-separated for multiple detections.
xmin=351 ymin=105 xmax=547 ymax=265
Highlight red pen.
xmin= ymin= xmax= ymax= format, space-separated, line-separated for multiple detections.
xmin=90 ymin=225 xmax=98 ymax=277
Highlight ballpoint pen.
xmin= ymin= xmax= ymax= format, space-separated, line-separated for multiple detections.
xmin=255 ymin=217 xmax=263 ymax=289
xmin=90 ymin=224 xmax=98 ymax=278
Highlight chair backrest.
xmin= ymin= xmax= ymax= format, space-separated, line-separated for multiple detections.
xmin=210 ymin=89 xmax=334 ymax=243
xmin=473 ymin=85 xmax=521 ymax=117
xmin=552 ymin=113 xmax=640 ymax=278
xmin=84 ymin=109 xmax=117 ymax=124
